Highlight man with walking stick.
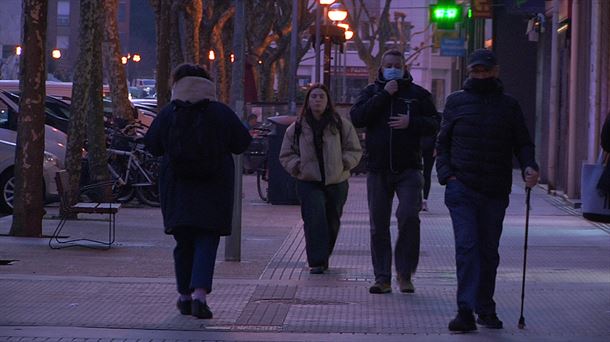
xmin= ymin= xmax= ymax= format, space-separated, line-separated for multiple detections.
xmin=436 ymin=49 xmax=539 ymax=332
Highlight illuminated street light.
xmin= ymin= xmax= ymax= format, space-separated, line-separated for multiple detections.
xmin=344 ymin=30 xmax=354 ymax=40
xmin=208 ymin=50 xmax=215 ymax=60
xmin=121 ymin=56 xmax=128 ymax=64
xmin=132 ymin=54 xmax=141 ymax=62
xmin=230 ymin=53 xmax=235 ymax=63
xmin=51 ymin=49 xmax=61 ymax=59
xmin=319 ymin=0 xmax=335 ymax=5
xmin=328 ymin=3 xmax=348 ymax=22
xmin=337 ymin=23 xmax=349 ymax=30
xmin=16 ymin=46 xmax=22 ymax=56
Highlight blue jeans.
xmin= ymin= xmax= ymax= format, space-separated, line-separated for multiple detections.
xmin=444 ymin=179 xmax=509 ymax=315
xmin=173 ymin=229 xmax=221 ymax=295
xmin=367 ymin=169 xmax=423 ymax=284
xmin=296 ymin=180 xmax=349 ymax=268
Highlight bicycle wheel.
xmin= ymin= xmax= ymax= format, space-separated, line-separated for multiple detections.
xmin=256 ymin=159 xmax=269 ymax=203
xmin=136 ymin=157 xmax=161 ymax=207
xmin=108 ymin=158 xmax=135 ymax=203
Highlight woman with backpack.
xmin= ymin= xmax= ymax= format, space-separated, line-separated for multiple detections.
xmin=279 ymin=84 xmax=362 ymax=274
xmin=144 ymin=63 xmax=251 ymax=319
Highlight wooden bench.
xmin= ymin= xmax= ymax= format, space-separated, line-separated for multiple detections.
xmin=49 ymin=170 xmax=121 ymax=250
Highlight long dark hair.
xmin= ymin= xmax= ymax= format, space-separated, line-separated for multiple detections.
xmin=299 ymin=83 xmax=342 ymax=131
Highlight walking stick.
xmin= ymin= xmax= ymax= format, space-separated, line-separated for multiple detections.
xmin=518 ymin=187 xmax=531 ymax=329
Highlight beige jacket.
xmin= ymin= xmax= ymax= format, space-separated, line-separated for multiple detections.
xmin=279 ymin=116 xmax=362 ymax=185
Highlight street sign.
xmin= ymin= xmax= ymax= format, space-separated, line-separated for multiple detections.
xmin=440 ymin=38 xmax=466 ymax=57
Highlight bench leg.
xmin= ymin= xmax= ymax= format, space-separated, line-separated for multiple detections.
xmin=48 ymin=212 xmax=116 ymax=250
xmin=48 ymin=216 xmax=69 ymax=249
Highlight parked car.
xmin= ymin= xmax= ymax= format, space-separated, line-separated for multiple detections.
xmin=0 ymin=138 xmax=62 ymax=213
xmin=0 ymin=93 xmax=67 ymax=166
xmin=0 ymin=80 xmax=110 ymax=98
xmin=1 ymin=90 xmax=71 ymax=133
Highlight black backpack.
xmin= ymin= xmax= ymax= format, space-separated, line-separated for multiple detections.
xmin=166 ymin=99 xmax=224 ymax=180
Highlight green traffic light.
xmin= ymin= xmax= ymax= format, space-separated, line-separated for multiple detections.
xmin=430 ymin=1 xmax=462 ymax=29
xmin=434 ymin=8 xmax=446 ymax=19
xmin=432 ymin=5 xmax=461 ymax=20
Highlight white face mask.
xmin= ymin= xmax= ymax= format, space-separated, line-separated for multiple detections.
xmin=383 ymin=67 xmax=403 ymax=80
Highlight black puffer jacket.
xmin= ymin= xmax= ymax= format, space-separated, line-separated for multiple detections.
xmin=435 ymin=78 xmax=538 ymax=197
xmin=350 ymin=70 xmax=439 ymax=172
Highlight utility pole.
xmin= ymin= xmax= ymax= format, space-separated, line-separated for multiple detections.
xmin=314 ymin=3 xmax=321 ymax=84
xmin=288 ymin=0 xmax=298 ymax=115
xmin=226 ymin=0 xmax=245 ymax=261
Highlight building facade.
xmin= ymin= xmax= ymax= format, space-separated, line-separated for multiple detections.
xmin=534 ymin=0 xmax=610 ymax=201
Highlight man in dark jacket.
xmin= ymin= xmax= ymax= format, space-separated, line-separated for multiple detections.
xmin=350 ymin=49 xmax=439 ymax=295
xmin=436 ymin=49 xmax=539 ymax=332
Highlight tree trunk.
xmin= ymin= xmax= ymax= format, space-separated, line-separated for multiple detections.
xmin=102 ymin=0 xmax=134 ymax=126
xmin=277 ymin=58 xmax=288 ymax=101
xmin=66 ymin=0 xmax=110 ymax=205
xmin=211 ymin=6 xmax=235 ymax=103
xmin=151 ymin=0 xmax=171 ymax=110
xmin=9 ymin=0 xmax=47 ymax=237
xmin=169 ymin=0 xmax=185 ymax=70
xmin=184 ymin=0 xmax=203 ymax=63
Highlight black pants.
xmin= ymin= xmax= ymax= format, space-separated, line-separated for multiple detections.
xmin=173 ymin=230 xmax=221 ymax=295
xmin=367 ymin=170 xmax=423 ymax=284
xmin=422 ymin=146 xmax=435 ymax=200
xmin=444 ymin=179 xmax=508 ymax=314
xmin=296 ymin=180 xmax=349 ymax=268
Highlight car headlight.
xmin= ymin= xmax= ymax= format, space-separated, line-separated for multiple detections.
xmin=44 ymin=152 xmax=60 ymax=168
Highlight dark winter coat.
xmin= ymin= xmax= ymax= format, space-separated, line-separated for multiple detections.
xmin=349 ymin=69 xmax=439 ymax=172
xmin=435 ymin=77 xmax=538 ymax=198
xmin=144 ymin=77 xmax=252 ymax=236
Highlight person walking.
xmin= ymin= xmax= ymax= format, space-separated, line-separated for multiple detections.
xmin=144 ymin=63 xmax=252 ymax=319
xmin=420 ymin=127 xmax=438 ymax=212
xmin=436 ymin=49 xmax=539 ymax=332
xmin=279 ymin=84 xmax=362 ymax=274
xmin=349 ymin=49 xmax=439 ymax=294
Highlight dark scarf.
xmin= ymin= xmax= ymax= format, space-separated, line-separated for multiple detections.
xmin=463 ymin=77 xmax=503 ymax=95
xmin=306 ymin=113 xmax=330 ymax=184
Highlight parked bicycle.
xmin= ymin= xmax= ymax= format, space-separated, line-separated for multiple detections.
xmin=244 ymin=122 xmax=272 ymax=202
xmin=106 ymin=121 xmax=161 ymax=206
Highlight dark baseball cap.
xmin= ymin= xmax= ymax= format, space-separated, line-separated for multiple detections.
xmin=467 ymin=49 xmax=497 ymax=69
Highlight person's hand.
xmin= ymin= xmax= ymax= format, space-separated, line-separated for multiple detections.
xmin=524 ymin=167 xmax=539 ymax=189
xmin=384 ymin=80 xmax=399 ymax=95
xmin=388 ymin=114 xmax=410 ymax=129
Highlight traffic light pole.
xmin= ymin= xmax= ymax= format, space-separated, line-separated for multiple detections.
xmin=323 ymin=36 xmax=332 ymax=90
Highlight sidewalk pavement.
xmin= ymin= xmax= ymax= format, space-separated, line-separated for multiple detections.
xmin=0 ymin=172 xmax=609 ymax=341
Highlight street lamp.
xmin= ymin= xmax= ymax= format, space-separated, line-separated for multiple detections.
xmin=15 ymin=46 xmax=22 ymax=56
xmin=120 ymin=53 xmax=141 ymax=83
xmin=336 ymin=22 xmax=354 ymax=39
xmin=310 ymin=1 xmax=348 ymax=91
xmin=327 ymin=3 xmax=348 ymax=22
xmin=208 ymin=50 xmax=216 ymax=80
xmin=51 ymin=49 xmax=61 ymax=59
